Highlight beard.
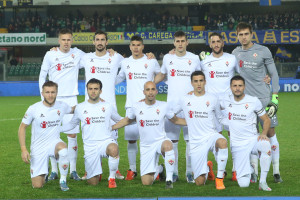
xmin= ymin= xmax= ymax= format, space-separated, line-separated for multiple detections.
xmin=96 ymin=45 xmax=105 ymax=52
xmin=212 ymin=47 xmax=223 ymax=55
xmin=44 ymin=97 xmax=56 ymax=106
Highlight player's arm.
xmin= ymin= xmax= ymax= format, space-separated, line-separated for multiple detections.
xmin=258 ymin=113 xmax=270 ymax=141
xmin=215 ymin=101 xmax=229 ymax=127
xmin=169 ymin=114 xmax=187 ymax=126
xmin=61 ymin=110 xmax=80 ymax=133
xmin=18 ymin=123 xmax=30 ymax=164
xmin=39 ymin=53 xmax=51 ymax=98
xmin=112 ymin=117 xmax=135 ymax=130
xmin=264 ymin=49 xmax=280 ymax=96
xmin=111 ymin=106 xmax=124 ymax=123
xmin=154 ymin=72 xmax=166 ymax=84
xmin=115 ymin=65 xmax=126 ymax=85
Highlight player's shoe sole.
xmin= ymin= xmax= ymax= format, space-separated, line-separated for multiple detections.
xmin=215 ymin=178 xmax=225 ymax=190
xmin=273 ymin=174 xmax=283 ymax=183
xmin=259 ymin=182 xmax=272 ymax=191
xmin=207 ymin=161 xmax=215 ymax=181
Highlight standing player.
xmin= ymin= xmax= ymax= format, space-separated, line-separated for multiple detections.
xmin=18 ymin=81 xmax=73 ymax=191
xmin=200 ymin=32 xmax=239 ymax=181
xmin=112 ymin=81 xmax=175 ymax=189
xmin=116 ymin=35 xmax=161 ymax=180
xmin=232 ymin=22 xmax=282 ymax=183
xmin=80 ymin=30 xmax=124 ymax=179
xmin=62 ymin=78 xmax=121 ymax=188
xmin=154 ymin=30 xmax=201 ymax=182
xmin=170 ymin=71 xmax=228 ymax=190
xmin=39 ymin=28 xmax=84 ymax=181
xmin=220 ymin=75 xmax=272 ymax=191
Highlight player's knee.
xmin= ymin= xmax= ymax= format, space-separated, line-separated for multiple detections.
xmin=195 ymin=175 xmax=206 ymax=186
xmin=141 ymin=176 xmax=153 ymax=185
xmin=216 ymin=138 xmax=227 ymax=149
xmin=87 ymin=176 xmax=99 ymax=185
xmin=107 ymin=143 xmax=119 ymax=157
xmin=56 ymin=142 xmax=67 ymax=152
xmin=32 ymin=182 xmax=44 ymax=188
xmin=162 ymin=140 xmax=173 ymax=152
xmin=237 ymin=174 xmax=250 ymax=187
xmin=260 ymin=140 xmax=271 ymax=153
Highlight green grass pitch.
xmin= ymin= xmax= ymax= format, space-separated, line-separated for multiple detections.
xmin=0 ymin=93 xmax=299 ymax=199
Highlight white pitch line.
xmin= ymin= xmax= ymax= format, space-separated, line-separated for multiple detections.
xmin=0 ymin=118 xmax=22 ymax=121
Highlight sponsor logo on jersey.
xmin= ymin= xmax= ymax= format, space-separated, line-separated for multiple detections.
xmin=271 ymin=145 xmax=277 ymax=151
xmin=56 ymin=63 xmax=62 ymax=71
xmin=169 ymin=61 xmax=173 ymax=65
xmin=85 ymin=117 xmax=91 ymax=124
xmin=225 ymin=61 xmax=229 ymax=66
xmin=228 ymin=112 xmax=232 ymax=120
xmin=84 ymin=110 xmax=88 ymax=114
xmin=144 ymin=63 xmax=148 ymax=69
xmin=209 ymin=71 xmax=215 ymax=78
xmin=253 ymin=53 xmax=257 ymax=58
xmin=239 ymin=60 xmax=243 ymax=68
xmin=206 ymin=101 xmax=210 ymax=107
xmin=90 ymin=58 xmax=94 ymax=62
xmin=170 ymin=69 xmax=176 ymax=77
xmin=57 ymin=110 xmax=60 ymax=116
xmin=156 ymin=109 xmax=160 ymax=115
xmin=139 ymin=120 xmax=145 ymax=127
xmin=168 ymin=159 xmax=174 ymax=165
xmin=91 ymin=66 xmax=96 ymax=73
xmin=72 ymin=146 xmax=78 ymax=151
xmin=187 ymin=102 xmax=191 ymax=106
xmin=40 ymin=121 xmax=47 ymax=128
xmin=139 ymin=111 xmax=143 ymax=115
xmin=62 ymin=164 xmax=68 ymax=170
xmin=128 ymin=72 xmax=133 ymax=80
xmin=71 ymin=54 xmax=75 ymax=59
xmin=102 ymin=107 xmax=105 ymax=112
xmin=245 ymin=104 xmax=249 ymax=109
xmin=188 ymin=110 xmax=194 ymax=118
xmin=188 ymin=60 xmax=192 ymax=65
xmin=108 ymin=58 xmax=112 ymax=63
xmin=40 ymin=114 xmax=45 ymax=117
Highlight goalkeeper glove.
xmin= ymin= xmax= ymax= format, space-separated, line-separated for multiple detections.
xmin=199 ymin=51 xmax=210 ymax=61
xmin=265 ymin=94 xmax=278 ymax=118
xmin=271 ymin=94 xmax=278 ymax=105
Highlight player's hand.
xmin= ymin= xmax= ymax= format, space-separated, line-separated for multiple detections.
xmin=263 ymin=75 xmax=271 ymax=85
xmin=107 ymin=48 xmax=116 ymax=56
xmin=146 ymin=52 xmax=156 ymax=59
xmin=50 ymin=47 xmax=58 ymax=51
xmin=169 ymin=49 xmax=175 ymax=55
xmin=21 ymin=150 xmax=31 ymax=164
xmin=258 ymin=134 xmax=269 ymax=141
xmin=187 ymin=91 xmax=194 ymax=95
xmin=199 ymin=51 xmax=210 ymax=61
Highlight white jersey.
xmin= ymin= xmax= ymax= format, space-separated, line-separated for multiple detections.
xmin=200 ymin=53 xmax=239 ymax=98
xmin=80 ymin=52 xmax=124 ymax=105
xmin=39 ymin=47 xmax=85 ymax=97
xmin=69 ymin=101 xmax=122 ymax=149
xmin=220 ymin=94 xmax=266 ymax=147
xmin=127 ymin=100 xmax=174 ymax=147
xmin=116 ymin=55 xmax=160 ymax=108
xmin=175 ymin=93 xmax=224 ymax=145
xmin=22 ymin=101 xmax=71 ymax=155
xmin=161 ymin=52 xmax=200 ymax=105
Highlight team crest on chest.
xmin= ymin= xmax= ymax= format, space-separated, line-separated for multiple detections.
xmin=108 ymin=58 xmax=112 ymax=63
xmin=57 ymin=110 xmax=60 ymax=116
xmin=206 ymin=101 xmax=210 ymax=107
xmin=225 ymin=61 xmax=229 ymax=66
xmin=71 ymin=54 xmax=75 ymax=59
xmin=253 ymin=53 xmax=258 ymax=58
xmin=102 ymin=107 xmax=105 ymax=112
xmin=144 ymin=63 xmax=148 ymax=69
xmin=188 ymin=60 xmax=192 ymax=65
xmin=156 ymin=109 xmax=160 ymax=115
xmin=245 ymin=104 xmax=249 ymax=109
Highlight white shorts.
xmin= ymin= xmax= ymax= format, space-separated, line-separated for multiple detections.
xmin=30 ymin=138 xmax=64 ymax=178
xmin=140 ymin=138 xmax=171 ymax=176
xmin=231 ymin=137 xmax=268 ymax=179
xmin=57 ymin=96 xmax=80 ymax=134
xmin=165 ymin=111 xmax=188 ymax=141
xmin=84 ymin=139 xmax=117 ymax=179
xmin=190 ymin=133 xmax=225 ymax=179
xmin=125 ymin=108 xmax=139 ymax=141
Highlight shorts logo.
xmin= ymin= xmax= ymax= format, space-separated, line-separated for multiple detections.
xmin=245 ymin=104 xmax=249 ymax=109
xmin=188 ymin=60 xmax=192 ymax=65
xmin=57 ymin=110 xmax=60 ymax=116
xmin=108 ymin=58 xmax=111 ymax=63
xmin=144 ymin=63 xmax=148 ymax=69
xmin=85 ymin=117 xmax=91 ymax=124
xmin=71 ymin=54 xmax=75 ymax=59
xmin=188 ymin=110 xmax=194 ymax=118
xmin=91 ymin=66 xmax=96 ymax=73
xmin=239 ymin=60 xmax=243 ymax=68
xmin=72 ymin=146 xmax=78 ymax=151
xmin=156 ymin=109 xmax=160 ymax=115
xmin=187 ymin=102 xmax=191 ymax=106
xmin=206 ymin=101 xmax=210 ymax=107
xmin=253 ymin=53 xmax=258 ymax=58
xmin=90 ymin=58 xmax=94 ymax=62
xmin=40 ymin=121 xmax=47 ymax=128
xmin=139 ymin=120 xmax=145 ymax=127
xmin=56 ymin=63 xmax=62 ymax=71
xmin=271 ymin=145 xmax=277 ymax=151
xmin=169 ymin=61 xmax=173 ymax=65
xmin=168 ymin=159 xmax=174 ymax=165
xmin=209 ymin=71 xmax=215 ymax=78
xmin=228 ymin=112 xmax=232 ymax=120
xmin=62 ymin=164 xmax=68 ymax=170
xmin=170 ymin=69 xmax=176 ymax=77
xmin=128 ymin=72 xmax=133 ymax=80
xmin=225 ymin=61 xmax=229 ymax=66
xmin=102 ymin=107 xmax=105 ymax=112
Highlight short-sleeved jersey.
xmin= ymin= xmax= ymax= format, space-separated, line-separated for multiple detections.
xmin=70 ymin=101 xmax=121 ymax=149
xmin=200 ymin=53 xmax=239 ymax=98
xmin=220 ymin=94 xmax=266 ymax=147
xmin=232 ymin=43 xmax=279 ymax=99
xmin=175 ymin=93 xmax=223 ymax=145
xmin=161 ymin=52 xmax=200 ymax=104
xmin=127 ymin=100 xmax=174 ymax=147
xmin=39 ymin=47 xmax=85 ymax=97
xmin=117 ymin=55 xmax=160 ymax=108
xmin=22 ymin=101 xmax=71 ymax=155
xmin=80 ymin=52 xmax=124 ymax=105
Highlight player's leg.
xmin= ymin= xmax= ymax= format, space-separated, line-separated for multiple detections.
xmin=31 ymin=175 xmax=46 ymax=188
xmin=183 ymin=125 xmax=193 ymax=183
xmin=111 ymin=122 xmax=124 ymax=180
xmin=106 ymin=142 xmax=119 ymax=188
xmin=161 ymin=140 xmax=175 ymax=188
xmin=86 ymin=142 xmax=104 ymax=185
xmin=49 ymin=157 xmax=58 ymax=180
xmin=54 ymin=141 xmax=69 ymax=191
xmin=140 ymin=144 xmax=158 ymax=186
xmin=214 ymin=136 xmax=228 ymax=190
xmin=141 ymin=173 xmax=155 ymax=185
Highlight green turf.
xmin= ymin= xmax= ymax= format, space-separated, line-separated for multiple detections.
xmin=0 ymin=93 xmax=299 ymax=199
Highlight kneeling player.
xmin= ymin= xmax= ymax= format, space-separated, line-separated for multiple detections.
xmin=170 ymin=71 xmax=228 ymax=190
xmin=113 ymin=81 xmax=175 ymax=189
xmin=221 ymin=75 xmax=272 ymax=191
xmin=62 ymin=78 xmax=122 ymax=188
xmin=18 ymin=81 xmax=72 ymax=191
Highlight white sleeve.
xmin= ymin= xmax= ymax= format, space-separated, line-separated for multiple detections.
xmin=154 ymin=59 xmax=161 ymax=74
xmin=79 ymin=55 xmax=85 ymax=69
xmin=166 ymin=103 xmax=177 ymax=119
xmin=160 ymin=57 xmax=167 ymax=74
xmin=126 ymin=107 xmax=136 ymax=120
xmin=234 ymin=57 xmax=240 ymax=73
xmin=111 ymin=106 xmax=123 ymax=122
xmin=172 ymin=100 xmax=183 ymax=115
xmin=63 ymin=102 xmax=72 ymax=114
xmin=61 ymin=108 xmax=80 ymax=133
xmin=215 ymin=100 xmax=228 ymax=126
xmin=196 ymin=57 xmax=201 ymax=71
xmin=22 ymin=105 xmax=34 ymax=125
xmin=115 ymin=65 xmax=126 ymax=85
xmin=39 ymin=53 xmax=51 ymax=99
xmin=254 ymin=98 xmax=266 ymax=117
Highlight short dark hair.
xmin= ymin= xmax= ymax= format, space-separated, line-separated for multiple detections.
xmin=209 ymin=32 xmax=223 ymax=41
xmin=130 ymin=35 xmax=143 ymax=43
xmin=174 ymin=30 xmax=187 ymax=40
xmin=230 ymin=75 xmax=245 ymax=85
xmin=86 ymin=78 xmax=102 ymax=90
xmin=191 ymin=71 xmax=206 ymax=81
xmin=94 ymin=30 xmax=107 ymax=40
xmin=42 ymin=81 xmax=58 ymax=89
xmin=59 ymin=28 xmax=72 ymax=36
xmin=236 ymin=22 xmax=253 ymax=34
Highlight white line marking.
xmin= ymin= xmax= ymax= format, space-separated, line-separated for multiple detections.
xmin=0 ymin=118 xmax=22 ymax=121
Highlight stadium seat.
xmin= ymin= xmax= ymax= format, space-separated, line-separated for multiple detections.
xmin=8 ymin=66 xmax=15 ymax=76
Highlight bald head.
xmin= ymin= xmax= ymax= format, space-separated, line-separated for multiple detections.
xmin=143 ymin=81 xmax=157 ymax=104
xmin=144 ymin=81 xmax=156 ymax=90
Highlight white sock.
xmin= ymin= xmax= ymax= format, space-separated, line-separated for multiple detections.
xmin=50 ymin=157 xmax=58 ymax=173
xmin=127 ymin=142 xmax=138 ymax=172
xmin=108 ymin=156 xmax=119 ymax=179
xmin=172 ymin=142 xmax=178 ymax=175
xmin=269 ymin=134 xmax=280 ymax=174
xmin=259 ymin=141 xmax=272 ymax=183
xmin=250 ymin=154 xmax=258 ymax=175
xmin=185 ymin=141 xmax=192 ymax=175
xmin=228 ymin=136 xmax=235 ymax=172
xmin=216 ymin=148 xmax=228 ymax=178
xmin=58 ymin=148 xmax=69 ymax=183
xmin=165 ymin=150 xmax=175 ymax=182
xmin=68 ymin=136 xmax=78 ymax=173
